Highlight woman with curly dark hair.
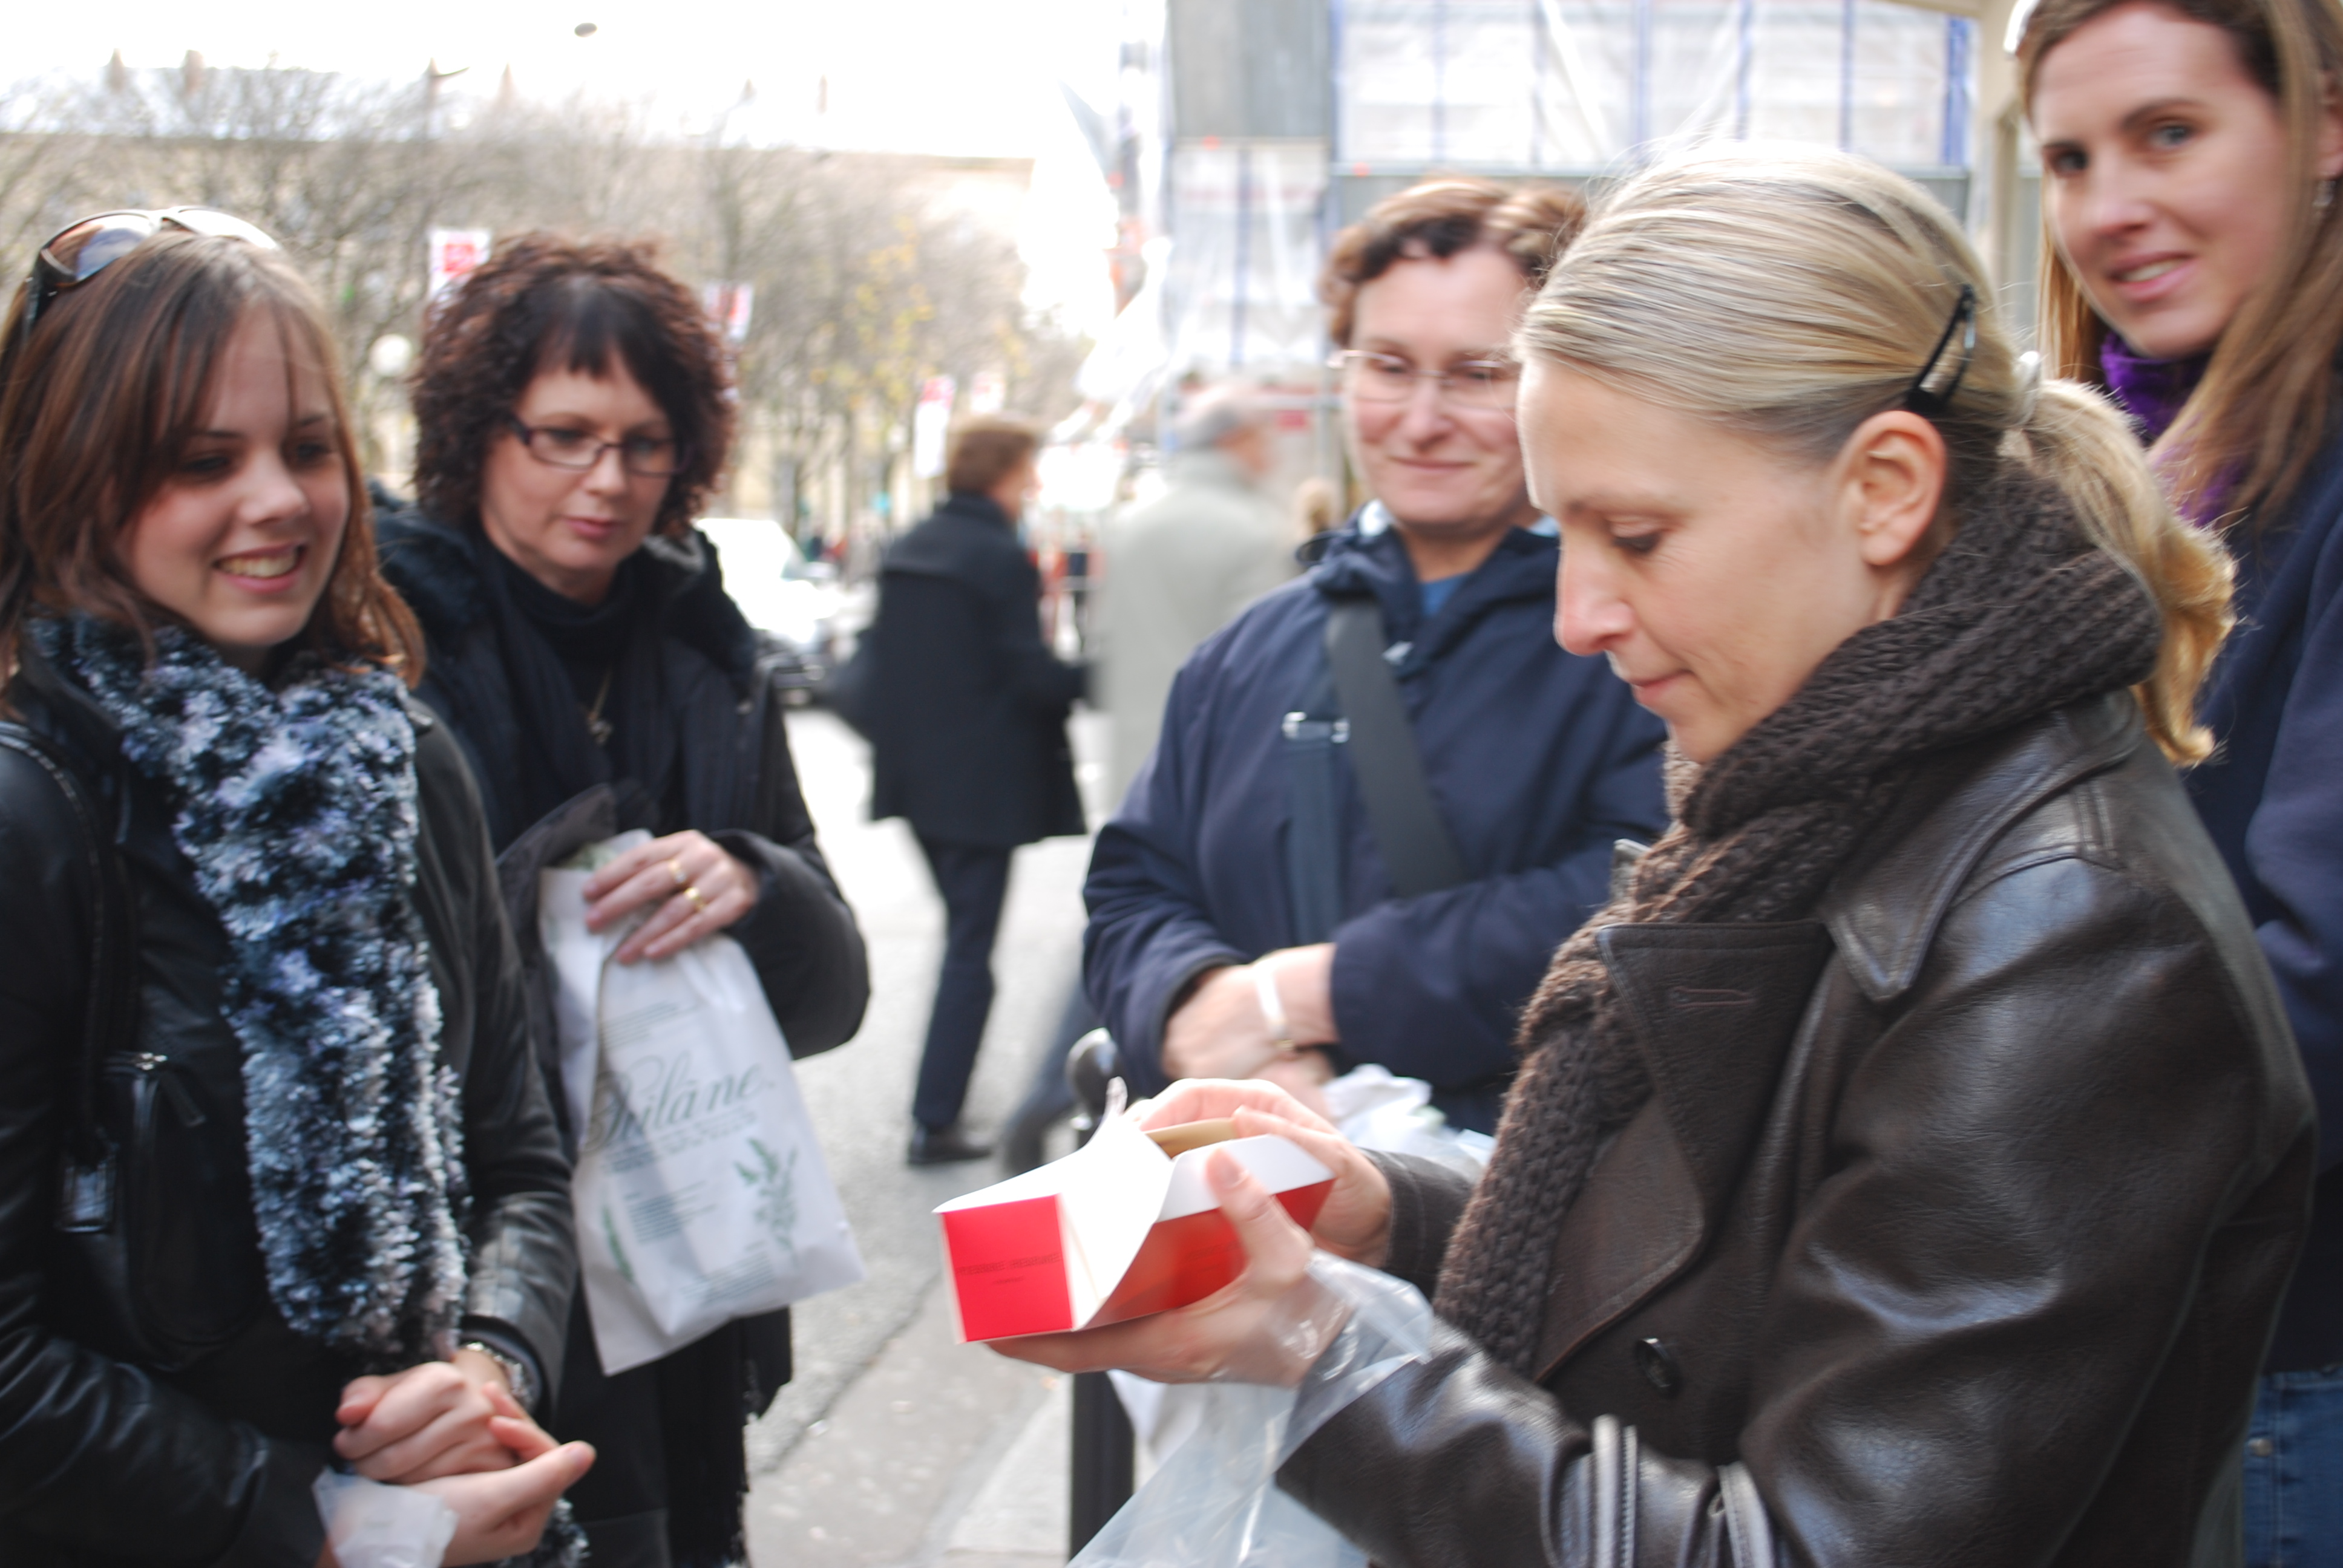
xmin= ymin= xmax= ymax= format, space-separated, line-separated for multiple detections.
xmin=376 ymin=233 xmax=870 ymax=1568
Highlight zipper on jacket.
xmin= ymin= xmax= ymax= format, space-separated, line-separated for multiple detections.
xmin=105 ymin=1051 xmax=205 ymax=1128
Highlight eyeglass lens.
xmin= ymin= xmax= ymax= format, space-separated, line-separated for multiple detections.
xmin=1341 ymin=352 xmax=1519 ymax=411
xmin=518 ymin=423 xmax=683 ymax=476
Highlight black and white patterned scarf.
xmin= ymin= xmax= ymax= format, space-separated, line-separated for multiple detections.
xmin=33 ymin=615 xmax=468 ymax=1367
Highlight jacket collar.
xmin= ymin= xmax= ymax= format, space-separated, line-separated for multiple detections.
xmin=1306 ymin=519 xmax=1556 ymax=670
xmin=375 ymin=511 xmax=759 ymax=685
xmin=1529 ymin=693 xmax=2145 ymax=1376
xmin=936 ymin=491 xmax=1014 ymax=529
xmin=1817 ymin=691 xmax=2143 ymax=1003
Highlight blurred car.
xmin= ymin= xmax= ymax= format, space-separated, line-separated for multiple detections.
xmin=696 ymin=517 xmax=846 ymax=700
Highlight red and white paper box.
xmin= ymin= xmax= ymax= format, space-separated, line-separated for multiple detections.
xmin=935 ymin=1114 xmax=1334 ymax=1342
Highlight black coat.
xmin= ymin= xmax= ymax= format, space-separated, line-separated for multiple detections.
xmin=378 ymin=513 xmax=870 ymax=1564
xmin=377 ymin=514 xmax=870 ymax=1061
xmin=865 ymin=494 xmax=1086 ymax=848
xmin=1282 ymin=695 xmax=2315 ymax=1566
xmin=0 ymin=650 xmax=574 ymax=1568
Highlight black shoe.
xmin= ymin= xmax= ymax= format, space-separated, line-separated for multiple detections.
xmin=908 ymin=1123 xmax=995 ymax=1166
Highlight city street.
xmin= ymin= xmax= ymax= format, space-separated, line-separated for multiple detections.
xmin=744 ymin=706 xmax=1109 ymax=1568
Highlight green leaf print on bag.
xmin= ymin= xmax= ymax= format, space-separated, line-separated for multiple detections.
xmin=738 ymin=1138 xmax=800 ymax=1267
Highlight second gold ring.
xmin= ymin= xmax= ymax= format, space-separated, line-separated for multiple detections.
xmin=682 ymin=884 xmax=710 ymax=914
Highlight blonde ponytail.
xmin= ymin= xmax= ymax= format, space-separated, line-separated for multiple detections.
xmin=1518 ymin=145 xmax=2232 ymax=764
xmin=2014 ymin=382 xmax=2233 ymax=762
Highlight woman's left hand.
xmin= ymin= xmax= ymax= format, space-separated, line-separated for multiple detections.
xmin=988 ymin=1151 xmax=1349 ymax=1387
xmin=583 ymin=829 xmax=757 ymax=962
xmin=333 ymin=1349 xmax=529 ymax=1483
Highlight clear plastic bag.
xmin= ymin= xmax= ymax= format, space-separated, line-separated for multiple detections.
xmin=1072 ymin=1254 xmax=1437 ymax=1568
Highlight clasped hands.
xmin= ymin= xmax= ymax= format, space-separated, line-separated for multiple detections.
xmin=987 ymin=1080 xmax=1395 ymax=1387
xmin=326 ymin=1348 xmax=593 ymax=1566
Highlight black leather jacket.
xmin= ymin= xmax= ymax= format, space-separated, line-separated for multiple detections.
xmin=0 ymin=653 xmax=575 ymax=1567
xmin=1280 ymin=695 xmax=2315 ymax=1567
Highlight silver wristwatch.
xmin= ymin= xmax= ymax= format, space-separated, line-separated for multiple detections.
xmin=457 ymin=1338 xmax=539 ymax=1413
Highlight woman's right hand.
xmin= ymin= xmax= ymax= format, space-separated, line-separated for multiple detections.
xmin=1136 ymin=1079 xmax=1393 ymax=1268
xmin=413 ymin=1396 xmax=594 ymax=1567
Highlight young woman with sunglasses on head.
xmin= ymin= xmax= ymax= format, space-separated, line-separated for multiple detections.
xmin=997 ymin=148 xmax=2313 ymax=1566
xmin=2023 ymin=1 xmax=2343 ymax=1557
xmin=0 ymin=213 xmax=590 ymax=1565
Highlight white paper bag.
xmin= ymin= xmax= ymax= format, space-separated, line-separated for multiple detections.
xmin=542 ymin=831 xmax=865 ymax=1374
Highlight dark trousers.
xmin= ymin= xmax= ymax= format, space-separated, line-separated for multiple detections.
xmin=914 ymin=834 xmax=1015 ymax=1130
xmin=554 ymin=1292 xmax=778 ymax=1568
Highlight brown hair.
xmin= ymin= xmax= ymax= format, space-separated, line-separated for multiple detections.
xmin=2020 ymin=0 xmax=2343 ymax=518
xmin=0 ymin=231 xmax=422 ymax=684
xmin=1320 ymin=177 xmax=1588 ymax=348
xmin=411 ymin=234 xmax=734 ymax=536
xmin=945 ymin=416 xmax=1040 ymax=496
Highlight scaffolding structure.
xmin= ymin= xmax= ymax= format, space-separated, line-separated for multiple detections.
xmin=1075 ymin=0 xmax=1986 ymax=466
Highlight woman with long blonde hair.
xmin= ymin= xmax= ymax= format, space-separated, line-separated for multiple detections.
xmin=2024 ymin=0 xmax=2343 ymax=1556
xmin=992 ymin=146 xmax=2310 ymax=1567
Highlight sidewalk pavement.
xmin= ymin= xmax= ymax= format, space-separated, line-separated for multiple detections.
xmin=749 ymin=1278 xmax=1069 ymax=1568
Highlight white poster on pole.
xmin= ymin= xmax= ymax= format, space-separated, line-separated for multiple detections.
xmin=912 ymin=376 xmax=957 ymax=480
xmin=428 ymin=229 xmax=492 ymax=304
xmin=704 ymin=281 xmax=754 ymax=345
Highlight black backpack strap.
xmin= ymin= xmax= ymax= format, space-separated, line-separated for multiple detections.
xmin=1322 ymin=597 xmax=1470 ymax=898
xmin=0 ymin=723 xmax=137 ymax=1226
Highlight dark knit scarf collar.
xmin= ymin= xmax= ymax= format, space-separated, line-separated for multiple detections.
xmin=1434 ymin=471 xmax=2166 ymax=1377
xmin=30 ymin=615 xmax=468 ymax=1367
xmin=480 ymin=537 xmax=680 ymax=838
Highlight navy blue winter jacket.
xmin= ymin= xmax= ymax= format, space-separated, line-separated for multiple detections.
xmin=2187 ymin=438 xmax=2343 ymax=1372
xmin=1082 ymin=520 xmax=1667 ymax=1132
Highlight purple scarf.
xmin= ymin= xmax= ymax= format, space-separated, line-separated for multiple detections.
xmin=2100 ymin=334 xmax=2207 ymax=445
xmin=2100 ymin=335 xmax=2229 ymax=521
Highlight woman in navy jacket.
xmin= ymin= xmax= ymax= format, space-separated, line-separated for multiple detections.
xmin=1084 ymin=178 xmax=1666 ymax=1134
xmin=2026 ymin=0 xmax=2343 ymax=1557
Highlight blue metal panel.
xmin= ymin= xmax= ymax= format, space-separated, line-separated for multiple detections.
xmin=1942 ymin=15 xmax=1973 ymax=168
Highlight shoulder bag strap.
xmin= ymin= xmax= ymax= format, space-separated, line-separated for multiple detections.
xmin=0 ymin=723 xmax=137 ymax=1226
xmin=1322 ymin=596 xmax=1470 ymax=898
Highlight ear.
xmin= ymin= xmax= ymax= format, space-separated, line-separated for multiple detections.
xmin=1834 ymin=410 xmax=1946 ymax=572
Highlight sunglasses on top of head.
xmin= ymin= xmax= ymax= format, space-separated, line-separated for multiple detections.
xmin=14 ymin=207 xmax=280 ymax=350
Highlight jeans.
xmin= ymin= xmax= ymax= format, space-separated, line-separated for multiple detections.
xmin=2246 ymin=1364 xmax=2343 ymax=1568
xmin=912 ymin=834 xmax=1014 ymax=1131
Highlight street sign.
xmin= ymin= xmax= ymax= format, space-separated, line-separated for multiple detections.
xmin=428 ymin=228 xmax=491 ymax=303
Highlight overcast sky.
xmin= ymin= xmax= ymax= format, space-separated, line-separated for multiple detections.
xmin=13 ymin=0 xmax=1130 ymax=331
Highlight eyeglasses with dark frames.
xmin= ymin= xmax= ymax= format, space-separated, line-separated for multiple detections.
xmin=1329 ymin=349 xmax=1523 ymax=413
xmin=16 ymin=208 xmax=279 ymax=350
xmin=506 ymin=414 xmax=687 ymax=478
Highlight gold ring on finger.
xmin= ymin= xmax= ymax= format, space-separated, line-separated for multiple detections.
xmin=683 ymin=884 xmax=709 ymax=914
xmin=667 ymin=856 xmax=688 ymax=887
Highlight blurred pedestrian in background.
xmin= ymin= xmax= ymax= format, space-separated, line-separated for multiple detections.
xmin=1083 ymin=177 xmax=1668 ymax=1133
xmin=1095 ymin=385 xmax=1299 ymax=803
xmin=378 ymin=233 xmax=869 ymax=1568
xmin=2025 ymin=0 xmax=2343 ymax=1557
xmin=861 ymin=416 xmax=1087 ymax=1165
xmin=0 ymin=212 xmax=588 ymax=1564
